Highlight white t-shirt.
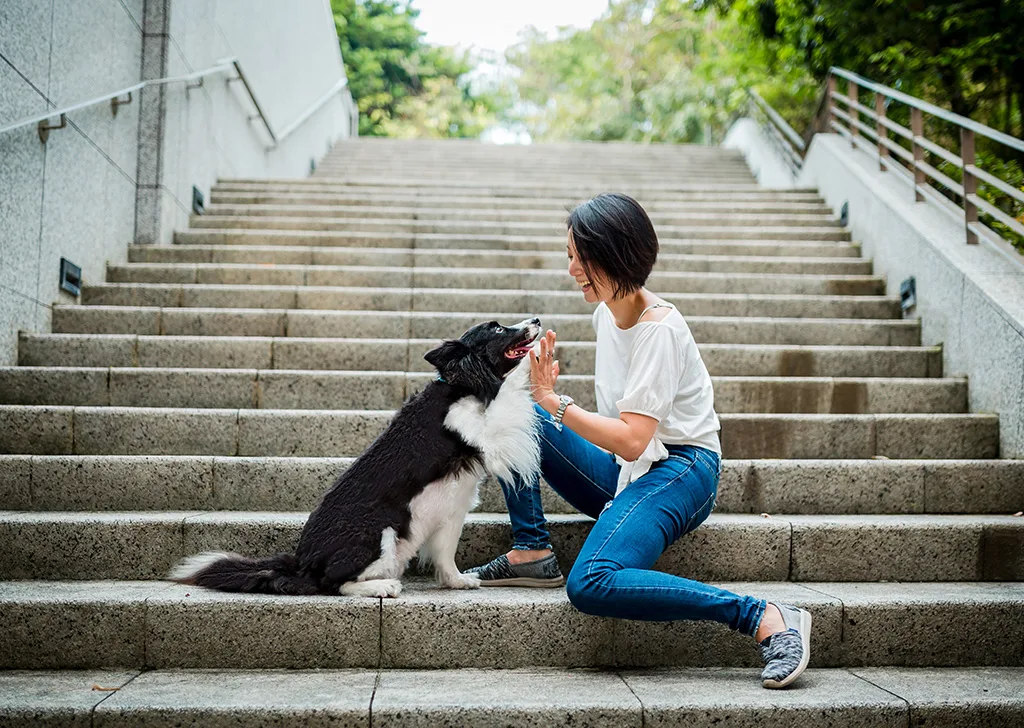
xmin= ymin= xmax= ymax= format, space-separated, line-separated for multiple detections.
xmin=591 ymin=301 xmax=722 ymax=495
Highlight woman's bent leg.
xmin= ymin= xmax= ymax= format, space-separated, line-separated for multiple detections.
xmin=565 ymin=446 xmax=767 ymax=637
xmin=500 ymin=403 xmax=620 ymax=550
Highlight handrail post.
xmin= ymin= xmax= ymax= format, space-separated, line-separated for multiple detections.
xmin=961 ymin=128 xmax=979 ymax=244
xmin=875 ymin=92 xmax=888 ymax=171
xmin=848 ymin=79 xmax=859 ymax=146
xmin=911 ymin=107 xmax=925 ymax=202
xmin=825 ymin=75 xmax=836 ymax=134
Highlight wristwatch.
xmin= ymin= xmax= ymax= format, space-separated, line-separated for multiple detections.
xmin=553 ymin=394 xmax=574 ymax=430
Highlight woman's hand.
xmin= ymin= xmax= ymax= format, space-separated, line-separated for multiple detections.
xmin=529 ymin=329 xmax=560 ymax=405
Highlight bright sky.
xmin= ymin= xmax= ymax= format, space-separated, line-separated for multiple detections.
xmin=411 ymin=0 xmax=610 ymax=55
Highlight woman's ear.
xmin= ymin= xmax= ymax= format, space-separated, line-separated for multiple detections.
xmin=424 ymin=340 xmax=467 ymax=372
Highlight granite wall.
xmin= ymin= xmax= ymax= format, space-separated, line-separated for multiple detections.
xmin=0 ymin=0 xmax=353 ymax=365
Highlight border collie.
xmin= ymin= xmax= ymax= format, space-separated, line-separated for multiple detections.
xmin=169 ymin=318 xmax=542 ymax=598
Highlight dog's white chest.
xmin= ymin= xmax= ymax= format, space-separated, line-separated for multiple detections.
xmin=442 ymin=360 xmax=540 ymax=484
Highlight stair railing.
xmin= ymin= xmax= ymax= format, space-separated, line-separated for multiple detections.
xmin=0 ymin=58 xmax=348 ymax=150
xmin=828 ymin=68 xmax=1024 ymax=250
xmin=750 ymin=68 xmax=1024 ymax=250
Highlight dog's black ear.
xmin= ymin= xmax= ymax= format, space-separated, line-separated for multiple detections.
xmin=424 ymin=340 xmax=467 ymax=371
xmin=450 ymin=353 xmax=502 ymax=403
xmin=425 ymin=340 xmax=502 ymax=402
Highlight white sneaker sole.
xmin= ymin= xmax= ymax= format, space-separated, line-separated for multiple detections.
xmin=762 ymin=608 xmax=812 ymax=689
xmin=477 ymin=576 xmax=565 ymax=588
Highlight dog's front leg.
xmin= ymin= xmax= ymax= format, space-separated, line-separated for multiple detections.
xmin=422 ymin=515 xmax=480 ymax=589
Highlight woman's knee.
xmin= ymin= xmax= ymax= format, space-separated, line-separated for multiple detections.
xmin=565 ymin=561 xmax=616 ymax=616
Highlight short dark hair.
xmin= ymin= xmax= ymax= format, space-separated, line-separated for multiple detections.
xmin=566 ymin=193 xmax=659 ymax=300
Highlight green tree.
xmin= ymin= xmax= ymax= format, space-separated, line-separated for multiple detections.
xmin=331 ymin=0 xmax=503 ymax=137
xmin=504 ymin=0 xmax=815 ymax=144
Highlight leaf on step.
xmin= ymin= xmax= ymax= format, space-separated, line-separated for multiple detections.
xmin=92 ymin=685 xmax=120 ymax=692
xmin=760 ymin=513 xmax=771 ymax=518
xmin=1013 ymin=512 xmax=1022 ymax=517
xmin=871 ymin=455 xmax=890 ymax=460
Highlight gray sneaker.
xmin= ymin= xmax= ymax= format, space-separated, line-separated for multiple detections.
xmin=463 ymin=553 xmax=565 ymax=587
xmin=758 ymin=603 xmax=812 ymax=688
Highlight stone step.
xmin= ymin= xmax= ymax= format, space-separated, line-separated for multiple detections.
xmin=52 ymin=307 xmax=921 ymax=345
xmin=214 ymin=179 xmax=797 ymax=196
xmin=0 ymin=580 xmax=1020 ymax=669
xmin=130 ymin=244 xmax=875 ymax=274
xmin=187 ymin=216 xmax=853 ymax=241
xmin=79 ymin=284 xmax=898 ymax=318
xmin=201 ymin=204 xmax=838 ymax=226
xmin=4 ymin=455 xmax=1019 ymax=515
xmin=18 ymin=335 xmax=940 ymax=377
xmin=172 ymin=229 xmax=864 ymax=256
xmin=0 ymin=367 xmax=967 ymax=414
xmin=212 ymin=186 xmax=827 ymax=206
xmin=1 ymin=511 xmax=1019 ymax=582
xmin=3 ymin=666 xmax=1021 ymax=727
xmin=209 ymin=190 xmax=834 ymax=213
xmin=106 ymin=263 xmax=885 ymax=296
xmin=0 ymin=405 xmax=996 ymax=458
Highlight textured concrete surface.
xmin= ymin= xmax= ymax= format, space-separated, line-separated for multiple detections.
xmin=623 ymin=667 xmax=905 ymax=727
xmin=0 ymin=669 xmax=138 ymax=728
xmin=372 ymin=668 xmax=643 ymax=728
xmin=144 ymin=584 xmax=380 ymax=669
xmin=92 ymin=669 xmax=375 ymax=728
xmin=850 ymin=667 xmax=1024 ymax=728
xmin=0 ymin=581 xmax=153 ymax=668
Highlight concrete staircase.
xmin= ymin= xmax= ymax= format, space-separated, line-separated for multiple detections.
xmin=1 ymin=138 xmax=1022 ymax=724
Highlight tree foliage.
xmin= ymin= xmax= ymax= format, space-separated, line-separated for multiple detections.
xmin=331 ymin=0 xmax=502 ymax=137
xmin=504 ymin=0 xmax=817 ymax=144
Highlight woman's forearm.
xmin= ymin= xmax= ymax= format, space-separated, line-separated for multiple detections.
xmin=537 ymin=393 xmax=650 ymax=461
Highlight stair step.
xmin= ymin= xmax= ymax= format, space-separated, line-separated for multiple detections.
xmin=0 ymin=512 xmax=1019 ymax=582
xmin=187 ymin=216 xmax=853 ymax=241
xmin=6 ymin=666 xmax=1020 ymax=727
xmin=1 ymin=580 xmax=1020 ymax=669
xmin=18 ymin=335 xmax=941 ymax=377
xmin=214 ymin=179 xmax=806 ymax=196
xmin=79 ymin=284 xmax=899 ymax=318
xmin=200 ymin=205 xmax=839 ymax=227
xmin=103 ymin=262 xmax=884 ymax=296
xmin=130 ymin=244 xmax=874 ymax=274
xmin=208 ymin=191 xmax=835 ymax=214
xmin=4 ymin=455 xmax=1020 ymax=515
xmin=0 ymin=405 xmax=997 ymax=458
xmin=173 ymin=229 xmax=863 ymax=256
xmin=106 ymin=263 xmax=885 ymax=296
xmin=0 ymin=367 xmax=967 ymax=413
xmin=52 ymin=307 xmax=920 ymax=345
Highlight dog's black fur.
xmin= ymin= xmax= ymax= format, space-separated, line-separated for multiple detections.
xmin=170 ymin=318 xmax=541 ymax=595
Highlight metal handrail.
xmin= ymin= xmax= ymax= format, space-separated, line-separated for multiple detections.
xmin=749 ymin=90 xmax=805 ymax=152
xmin=830 ymin=67 xmax=1024 ymax=155
xmin=825 ymin=65 xmax=1024 ymax=248
xmin=0 ymin=57 xmax=348 ymax=149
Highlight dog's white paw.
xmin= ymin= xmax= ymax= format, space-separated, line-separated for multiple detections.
xmin=441 ymin=573 xmax=481 ymax=590
xmin=340 ymin=578 xmax=403 ymax=598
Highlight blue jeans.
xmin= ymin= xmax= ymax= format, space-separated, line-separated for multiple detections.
xmin=499 ymin=403 xmax=767 ymax=637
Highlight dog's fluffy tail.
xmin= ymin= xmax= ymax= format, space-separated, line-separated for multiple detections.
xmin=168 ymin=551 xmax=318 ymax=595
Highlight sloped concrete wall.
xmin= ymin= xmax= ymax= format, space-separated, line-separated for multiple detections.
xmin=0 ymin=0 xmax=353 ymax=365
xmin=800 ymin=134 xmax=1024 ymax=458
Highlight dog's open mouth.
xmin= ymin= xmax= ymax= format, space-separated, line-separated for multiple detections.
xmin=504 ymin=332 xmax=540 ymax=360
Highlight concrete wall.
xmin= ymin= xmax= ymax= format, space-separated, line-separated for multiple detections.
xmin=0 ymin=0 xmax=353 ymax=365
xmin=723 ymin=118 xmax=798 ymax=189
xmin=800 ymin=134 xmax=1024 ymax=458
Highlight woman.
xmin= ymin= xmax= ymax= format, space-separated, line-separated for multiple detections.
xmin=465 ymin=193 xmax=812 ymax=689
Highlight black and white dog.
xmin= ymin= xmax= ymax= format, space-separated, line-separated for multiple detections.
xmin=169 ymin=318 xmax=542 ymax=598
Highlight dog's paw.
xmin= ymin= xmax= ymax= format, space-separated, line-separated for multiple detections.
xmin=441 ymin=573 xmax=481 ymax=590
xmin=340 ymin=578 xmax=403 ymax=598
